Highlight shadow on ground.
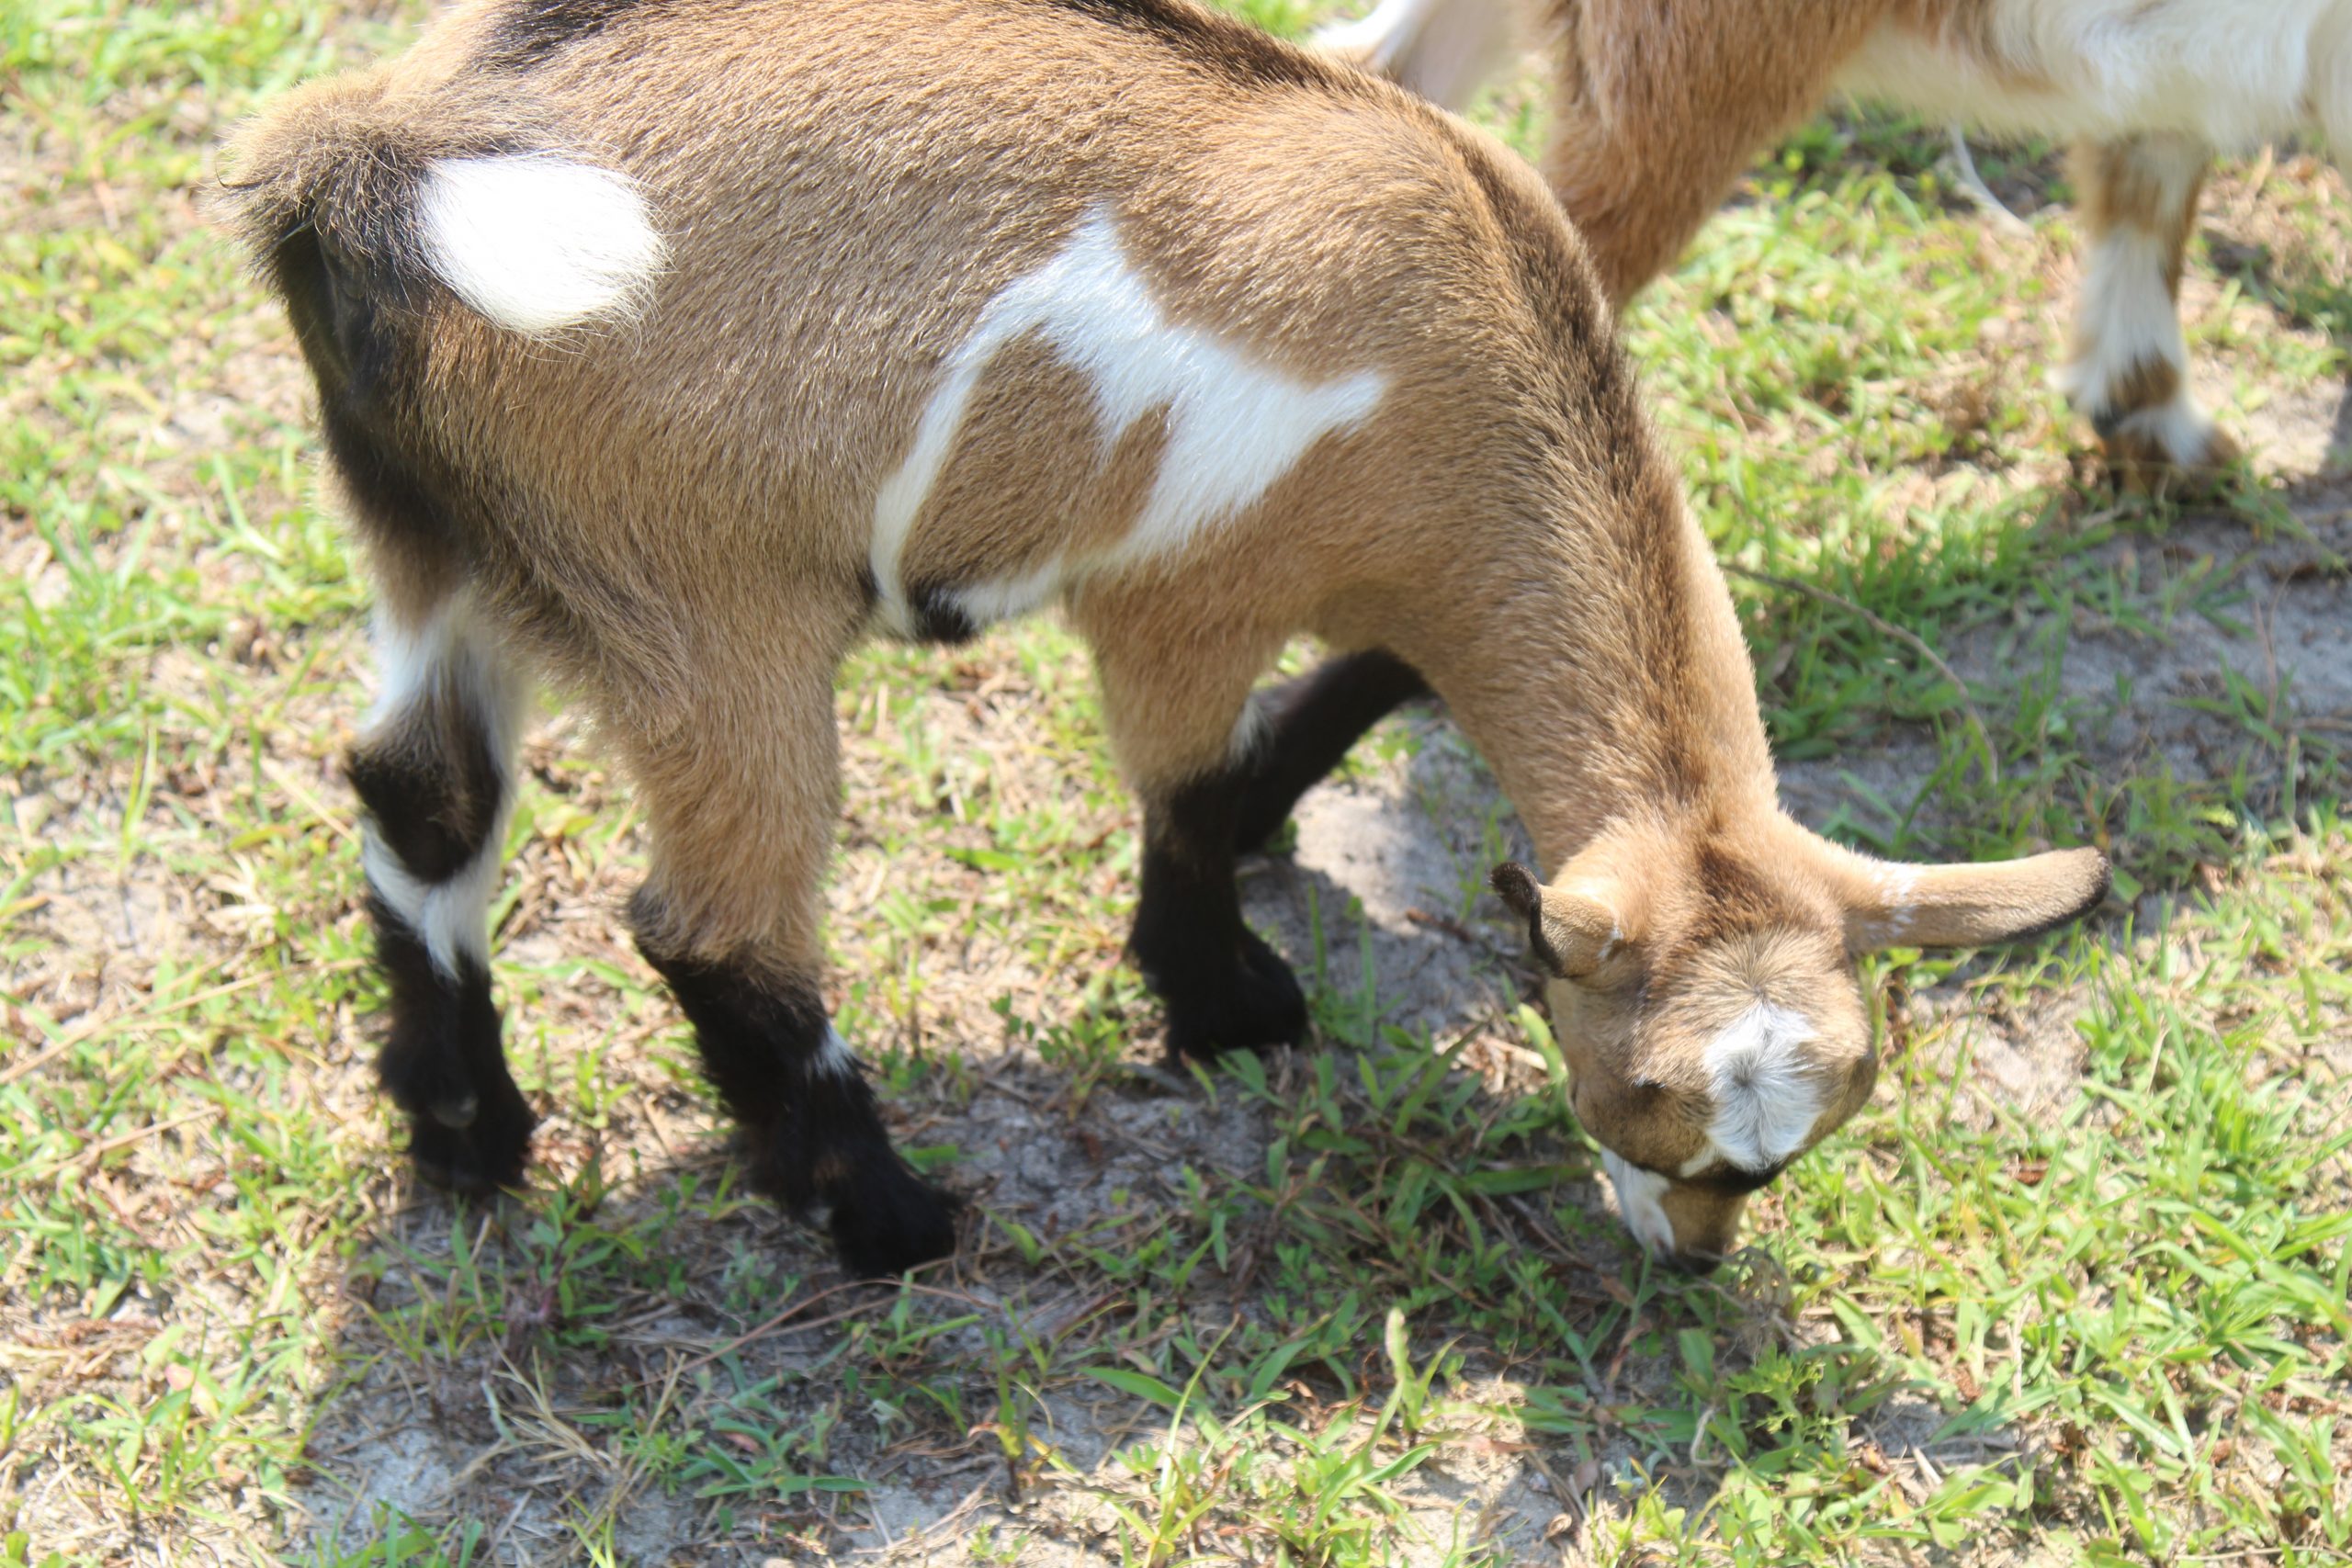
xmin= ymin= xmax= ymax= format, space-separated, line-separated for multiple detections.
xmin=286 ymin=440 xmax=2351 ymax=1560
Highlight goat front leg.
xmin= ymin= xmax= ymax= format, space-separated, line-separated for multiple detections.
xmin=351 ymin=592 xmax=535 ymax=1194
xmin=1081 ymin=607 xmax=1306 ymax=1063
xmin=2062 ymin=133 xmax=2236 ymax=488
xmin=616 ymin=660 xmax=956 ymax=1278
xmin=1227 ymin=649 xmax=1430 ymax=856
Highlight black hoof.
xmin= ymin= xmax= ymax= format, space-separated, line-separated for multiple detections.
xmin=1162 ymin=928 xmax=1309 ymax=1063
xmin=403 ymin=1077 xmax=534 ymax=1195
xmin=826 ymin=1160 xmax=960 ymax=1279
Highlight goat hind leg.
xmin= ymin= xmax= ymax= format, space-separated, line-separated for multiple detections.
xmin=619 ymin=666 xmax=955 ymax=1278
xmin=352 ymin=594 xmax=535 ymax=1193
xmin=1311 ymin=0 xmax=1529 ymax=115
xmin=2063 ymin=134 xmax=2236 ymax=488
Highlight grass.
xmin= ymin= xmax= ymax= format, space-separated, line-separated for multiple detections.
xmin=3 ymin=1 xmax=2349 ymax=1563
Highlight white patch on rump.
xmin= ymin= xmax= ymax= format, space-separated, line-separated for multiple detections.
xmin=1601 ymin=1150 xmax=1676 ymax=1257
xmin=418 ymin=155 xmax=664 ymax=335
xmin=1702 ymin=1003 xmax=1823 ymax=1173
xmin=871 ymin=208 xmax=1387 ymax=635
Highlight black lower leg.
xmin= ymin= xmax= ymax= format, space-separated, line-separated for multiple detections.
xmin=371 ymin=898 xmax=534 ymax=1192
xmin=352 ymin=718 xmax=531 ymax=1195
xmin=1229 ymin=649 xmax=1430 ymax=854
xmin=1131 ymin=771 xmax=1309 ymax=1062
xmin=630 ymin=911 xmax=956 ymax=1277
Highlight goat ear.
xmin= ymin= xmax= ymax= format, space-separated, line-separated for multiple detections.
xmin=1795 ymin=831 xmax=2110 ymax=952
xmin=1490 ymin=863 xmax=1634 ymax=980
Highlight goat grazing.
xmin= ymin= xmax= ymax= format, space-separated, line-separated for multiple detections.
xmin=1320 ymin=0 xmax=2352 ymax=485
xmin=222 ymin=0 xmax=2106 ymax=1274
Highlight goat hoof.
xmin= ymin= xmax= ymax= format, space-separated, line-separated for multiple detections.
xmin=1162 ymin=930 xmax=1308 ymax=1063
xmin=826 ymin=1159 xmax=959 ymax=1278
xmin=403 ymin=1080 xmax=533 ymax=1195
xmin=429 ymin=1091 xmax=480 ymax=1129
xmin=2098 ymin=418 xmax=2240 ymax=499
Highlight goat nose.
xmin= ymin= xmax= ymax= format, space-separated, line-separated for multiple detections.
xmin=1660 ymin=1249 xmax=1724 ymax=1277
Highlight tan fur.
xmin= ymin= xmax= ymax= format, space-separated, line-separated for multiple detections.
xmin=222 ymin=0 xmax=2105 ymax=1267
xmin=899 ymin=339 xmax=1173 ymax=591
xmin=1498 ymin=811 xmax=2101 ymax=1263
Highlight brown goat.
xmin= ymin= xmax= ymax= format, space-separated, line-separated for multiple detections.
xmin=221 ymin=0 xmax=2105 ymax=1274
xmin=1320 ymin=0 xmax=2352 ymax=485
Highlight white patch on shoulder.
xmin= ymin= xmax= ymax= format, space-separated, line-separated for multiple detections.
xmin=871 ymin=208 xmax=1387 ymax=635
xmin=1702 ymin=1003 xmax=1823 ymax=1173
xmin=418 ymin=155 xmax=663 ymax=335
xmin=1601 ymin=1150 xmax=1675 ymax=1257
xmin=1312 ymin=0 xmax=1521 ymax=112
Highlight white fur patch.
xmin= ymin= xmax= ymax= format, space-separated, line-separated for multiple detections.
xmin=2098 ymin=391 xmax=2226 ymax=468
xmin=1227 ymin=693 xmax=1272 ymax=766
xmin=1855 ymin=862 xmax=1921 ymax=947
xmin=360 ymin=599 xmax=527 ymax=981
xmin=1702 ymin=1004 xmax=1823 ymax=1173
xmin=2322 ymin=4 xmax=2352 ymax=149
xmin=1313 ymin=0 xmax=1522 ymax=112
xmin=944 ymin=561 xmax=1065 ymax=629
xmin=418 ymin=155 xmax=663 ymax=335
xmin=871 ymin=208 xmax=1386 ymax=635
xmin=2062 ymin=211 xmax=2197 ymax=406
xmin=2054 ymin=140 xmax=2220 ymax=467
xmin=1601 ymin=1150 xmax=1676 ymax=1257
xmin=366 ymin=598 xmax=523 ymax=744
xmin=812 ymin=1025 xmax=860 ymax=1080
xmin=364 ymin=827 xmax=507 ymax=979
xmin=1839 ymin=0 xmax=2352 ymax=151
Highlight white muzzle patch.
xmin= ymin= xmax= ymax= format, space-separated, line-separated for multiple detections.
xmin=1702 ymin=1003 xmax=1823 ymax=1173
